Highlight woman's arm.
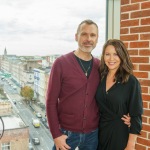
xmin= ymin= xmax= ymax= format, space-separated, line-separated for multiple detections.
xmin=125 ymin=76 xmax=143 ymax=150
xmin=125 ymin=133 xmax=137 ymax=150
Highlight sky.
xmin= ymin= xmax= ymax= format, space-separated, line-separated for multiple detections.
xmin=0 ymin=0 xmax=106 ymax=56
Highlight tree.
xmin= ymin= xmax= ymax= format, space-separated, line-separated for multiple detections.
xmin=20 ymin=86 xmax=34 ymax=103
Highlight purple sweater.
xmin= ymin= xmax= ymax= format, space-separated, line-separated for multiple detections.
xmin=46 ymin=52 xmax=100 ymax=139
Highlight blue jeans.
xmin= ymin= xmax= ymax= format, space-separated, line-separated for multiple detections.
xmin=52 ymin=128 xmax=98 ymax=150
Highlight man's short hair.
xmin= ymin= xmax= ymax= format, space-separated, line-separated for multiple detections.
xmin=76 ymin=19 xmax=98 ymax=34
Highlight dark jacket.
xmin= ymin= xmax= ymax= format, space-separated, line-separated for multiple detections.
xmin=46 ymin=52 xmax=100 ymax=139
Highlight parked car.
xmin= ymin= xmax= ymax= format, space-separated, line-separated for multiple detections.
xmin=40 ymin=117 xmax=49 ymax=129
xmin=43 ymin=121 xmax=49 ymax=129
xmin=40 ymin=117 xmax=47 ymax=123
xmin=32 ymin=137 xmax=40 ymax=145
xmin=36 ymin=112 xmax=42 ymax=118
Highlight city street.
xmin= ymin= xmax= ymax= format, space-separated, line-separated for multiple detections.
xmin=2 ymin=78 xmax=54 ymax=150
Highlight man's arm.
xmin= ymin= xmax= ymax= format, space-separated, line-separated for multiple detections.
xmin=46 ymin=59 xmax=62 ymax=138
xmin=46 ymin=59 xmax=71 ymax=150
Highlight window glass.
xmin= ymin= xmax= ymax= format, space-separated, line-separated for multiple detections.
xmin=1 ymin=142 xmax=10 ymax=150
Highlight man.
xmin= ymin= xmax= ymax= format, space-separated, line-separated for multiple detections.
xmin=46 ymin=19 xmax=130 ymax=150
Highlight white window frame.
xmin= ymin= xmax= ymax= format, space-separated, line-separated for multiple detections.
xmin=1 ymin=142 xmax=11 ymax=150
xmin=106 ymin=0 xmax=120 ymax=40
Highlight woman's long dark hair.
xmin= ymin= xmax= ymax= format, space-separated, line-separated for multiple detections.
xmin=100 ymin=39 xmax=133 ymax=83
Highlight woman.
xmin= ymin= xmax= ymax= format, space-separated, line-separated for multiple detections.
xmin=96 ymin=39 xmax=143 ymax=150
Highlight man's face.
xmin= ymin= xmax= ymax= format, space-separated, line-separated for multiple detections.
xmin=75 ymin=23 xmax=98 ymax=53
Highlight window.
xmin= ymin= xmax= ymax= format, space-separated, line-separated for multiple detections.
xmin=1 ymin=142 xmax=10 ymax=150
xmin=29 ymin=67 xmax=32 ymax=71
xmin=106 ymin=0 xmax=120 ymax=39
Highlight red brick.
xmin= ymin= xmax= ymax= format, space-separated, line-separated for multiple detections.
xmin=140 ymin=34 xmax=150 ymax=40
xmin=121 ymin=3 xmax=139 ymax=12
xmin=139 ymin=65 xmax=150 ymax=71
xmin=120 ymin=28 xmax=129 ymax=34
xmin=120 ymin=34 xmax=138 ymax=41
xmin=137 ymin=137 xmax=150 ymax=147
xmin=139 ymin=50 xmax=150 ymax=56
xmin=128 ymin=49 xmax=138 ymax=55
xmin=131 ymin=57 xmax=149 ymax=63
xmin=141 ymin=18 xmax=150 ymax=25
xmin=130 ymin=41 xmax=149 ymax=48
xmin=133 ymin=72 xmax=148 ymax=78
xmin=140 ymin=130 xmax=147 ymax=138
xmin=121 ymin=19 xmax=139 ymax=27
xmin=142 ymin=124 xmax=150 ymax=132
xmin=131 ymin=0 xmax=148 ymax=3
xmin=135 ymin=143 xmax=146 ymax=150
xmin=142 ymin=116 xmax=148 ymax=123
xmin=141 ymin=87 xmax=148 ymax=93
xmin=143 ymin=101 xmax=148 ymax=108
xmin=143 ymin=109 xmax=150 ymax=116
xmin=121 ymin=0 xmax=130 ymax=5
xmin=140 ymin=80 xmax=150 ymax=86
xmin=130 ymin=26 xmax=150 ymax=33
xmin=142 ymin=94 xmax=150 ymax=101
xmin=141 ymin=1 xmax=150 ymax=9
xmin=121 ymin=13 xmax=129 ymax=20
xmin=131 ymin=10 xmax=150 ymax=18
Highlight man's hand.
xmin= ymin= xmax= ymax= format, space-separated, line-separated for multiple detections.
xmin=121 ymin=113 xmax=131 ymax=127
xmin=54 ymin=135 xmax=71 ymax=150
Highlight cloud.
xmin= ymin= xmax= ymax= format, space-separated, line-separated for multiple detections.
xmin=0 ymin=0 xmax=106 ymax=56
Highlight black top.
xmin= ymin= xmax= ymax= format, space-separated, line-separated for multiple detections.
xmin=96 ymin=75 xmax=143 ymax=150
xmin=75 ymin=55 xmax=93 ymax=78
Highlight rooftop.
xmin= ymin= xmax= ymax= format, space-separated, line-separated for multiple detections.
xmin=2 ymin=115 xmax=27 ymax=130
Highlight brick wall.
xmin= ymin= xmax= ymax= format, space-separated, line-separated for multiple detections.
xmin=120 ymin=0 xmax=150 ymax=149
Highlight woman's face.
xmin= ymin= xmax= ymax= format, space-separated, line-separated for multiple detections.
xmin=104 ymin=45 xmax=121 ymax=72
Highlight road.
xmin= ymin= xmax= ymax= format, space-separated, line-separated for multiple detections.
xmin=2 ymin=78 xmax=54 ymax=150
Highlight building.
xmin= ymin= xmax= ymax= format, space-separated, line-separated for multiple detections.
xmin=0 ymin=116 xmax=29 ymax=150
xmin=0 ymin=101 xmax=29 ymax=150
xmin=1 ymin=50 xmax=42 ymax=88
xmin=33 ymin=67 xmax=50 ymax=104
xmin=45 ymin=54 xmax=61 ymax=66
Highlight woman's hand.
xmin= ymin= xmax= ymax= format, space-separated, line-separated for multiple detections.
xmin=121 ymin=113 xmax=131 ymax=127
